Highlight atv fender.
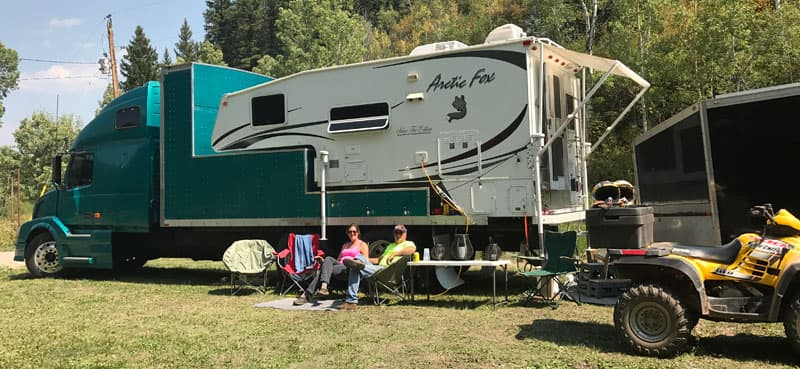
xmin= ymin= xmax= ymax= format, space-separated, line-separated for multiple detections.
xmin=613 ymin=256 xmax=709 ymax=315
xmin=770 ymin=263 xmax=800 ymax=321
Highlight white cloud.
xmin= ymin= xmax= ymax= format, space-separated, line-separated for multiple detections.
xmin=49 ymin=17 xmax=83 ymax=28
xmin=19 ymin=64 xmax=108 ymax=94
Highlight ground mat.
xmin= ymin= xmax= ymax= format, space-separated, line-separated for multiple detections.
xmin=255 ymin=298 xmax=344 ymax=311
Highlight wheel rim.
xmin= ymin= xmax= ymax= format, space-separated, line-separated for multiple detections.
xmin=630 ymin=301 xmax=672 ymax=343
xmin=33 ymin=241 xmax=63 ymax=274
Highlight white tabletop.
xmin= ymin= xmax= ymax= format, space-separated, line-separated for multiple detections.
xmin=409 ymin=259 xmax=510 ymax=267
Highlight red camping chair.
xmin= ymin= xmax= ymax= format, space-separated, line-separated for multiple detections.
xmin=275 ymin=233 xmax=324 ymax=296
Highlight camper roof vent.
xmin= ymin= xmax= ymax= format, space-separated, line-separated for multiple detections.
xmin=409 ymin=40 xmax=468 ymax=56
xmin=485 ymin=24 xmax=527 ymax=44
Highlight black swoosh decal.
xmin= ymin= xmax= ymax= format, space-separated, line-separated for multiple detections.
xmin=216 ymin=120 xmax=327 ymax=149
xmin=407 ymin=105 xmax=527 ymax=171
xmin=375 ymin=50 xmax=526 ymax=70
xmin=221 ymin=132 xmax=333 ymax=150
xmin=212 ymin=123 xmax=249 ymax=147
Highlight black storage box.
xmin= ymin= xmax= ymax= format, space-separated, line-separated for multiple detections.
xmin=586 ymin=206 xmax=654 ymax=249
xmin=579 ymin=278 xmax=632 ymax=298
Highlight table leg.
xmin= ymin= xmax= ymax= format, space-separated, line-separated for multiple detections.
xmin=492 ymin=267 xmax=497 ymax=305
xmin=426 ymin=267 xmax=431 ymax=301
xmin=409 ymin=265 xmax=415 ymax=302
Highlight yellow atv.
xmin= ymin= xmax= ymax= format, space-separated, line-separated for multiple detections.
xmin=610 ymin=204 xmax=800 ymax=357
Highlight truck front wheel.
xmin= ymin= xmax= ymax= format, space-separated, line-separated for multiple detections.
xmin=782 ymin=292 xmax=800 ymax=353
xmin=25 ymin=232 xmax=64 ymax=277
xmin=614 ymin=283 xmax=693 ymax=357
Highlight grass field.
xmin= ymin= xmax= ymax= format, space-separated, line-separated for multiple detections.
xmin=0 ymin=259 xmax=797 ymax=369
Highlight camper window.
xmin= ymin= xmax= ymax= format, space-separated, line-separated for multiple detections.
xmin=64 ymin=153 xmax=94 ymax=188
xmin=328 ymin=102 xmax=389 ymax=133
xmin=115 ymin=106 xmax=140 ymax=130
xmin=251 ymin=94 xmax=286 ymax=126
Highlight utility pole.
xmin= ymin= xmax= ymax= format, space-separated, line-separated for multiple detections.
xmin=106 ymin=14 xmax=120 ymax=98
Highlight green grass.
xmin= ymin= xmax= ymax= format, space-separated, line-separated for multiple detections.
xmin=0 ymin=258 xmax=797 ymax=369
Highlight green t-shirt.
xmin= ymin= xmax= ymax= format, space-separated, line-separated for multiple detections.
xmin=379 ymin=240 xmax=416 ymax=267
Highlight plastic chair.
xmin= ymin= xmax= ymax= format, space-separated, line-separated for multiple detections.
xmin=275 ymin=233 xmax=324 ymax=296
xmin=365 ymin=255 xmax=410 ymax=305
xmin=222 ymin=239 xmax=276 ymax=295
xmin=518 ymin=231 xmax=581 ymax=307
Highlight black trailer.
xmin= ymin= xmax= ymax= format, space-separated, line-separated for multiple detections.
xmin=633 ymin=83 xmax=800 ymax=245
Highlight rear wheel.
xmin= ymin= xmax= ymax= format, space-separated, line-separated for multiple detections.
xmin=614 ymin=283 xmax=693 ymax=357
xmin=25 ymin=232 xmax=63 ymax=277
xmin=782 ymin=292 xmax=800 ymax=353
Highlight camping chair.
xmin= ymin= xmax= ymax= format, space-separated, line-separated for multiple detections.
xmin=275 ymin=233 xmax=324 ymax=296
xmin=222 ymin=239 xmax=276 ymax=295
xmin=365 ymin=255 xmax=411 ymax=305
xmin=518 ymin=231 xmax=581 ymax=307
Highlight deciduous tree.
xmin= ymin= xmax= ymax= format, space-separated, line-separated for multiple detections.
xmin=0 ymin=41 xmax=20 ymax=126
xmin=12 ymin=112 xmax=80 ymax=199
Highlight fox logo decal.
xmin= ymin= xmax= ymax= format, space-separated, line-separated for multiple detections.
xmin=447 ymin=95 xmax=467 ymax=122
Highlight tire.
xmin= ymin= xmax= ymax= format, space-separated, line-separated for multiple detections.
xmin=368 ymin=239 xmax=391 ymax=259
xmin=613 ymin=283 xmax=693 ymax=357
xmin=782 ymin=292 xmax=800 ymax=353
xmin=24 ymin=232 xmax=64 ymax=277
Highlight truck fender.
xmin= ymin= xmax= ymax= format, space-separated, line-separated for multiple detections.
xmin=14 ymin=216 xmax=80 ymax=262
xmin=613 ymin=256 xmax=709 ymax=315
xmin=769 ymin=263 xmax=800 ymax=321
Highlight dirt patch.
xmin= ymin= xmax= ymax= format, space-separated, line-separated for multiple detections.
xmin=0 ymin=252 xmax=24 ymax=269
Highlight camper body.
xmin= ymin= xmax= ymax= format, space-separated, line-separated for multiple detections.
xmin=15 ymin=25 xmax=647 ymax=274
xmin=634 ymin=83 xmax=800 ymax=246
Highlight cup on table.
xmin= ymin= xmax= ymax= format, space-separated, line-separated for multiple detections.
xmin=423 ymin=248 xmax=430 ymax=261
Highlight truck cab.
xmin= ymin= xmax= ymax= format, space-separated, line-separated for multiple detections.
xmin=15 ymin=82 xmax=161 ymax=276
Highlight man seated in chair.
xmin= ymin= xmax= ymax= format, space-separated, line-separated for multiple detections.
xmin=340 ymin=224 xmax=416 ymax=310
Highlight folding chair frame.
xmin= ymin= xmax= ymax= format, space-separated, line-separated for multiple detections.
xmin=365 ymin=255 xmax=410 ymax=305
xmin=230 ymin=268 xmax=270 ymax=296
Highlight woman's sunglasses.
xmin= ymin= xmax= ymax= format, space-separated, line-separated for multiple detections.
xmin=347 ymin=230 xmax=358 ymax=234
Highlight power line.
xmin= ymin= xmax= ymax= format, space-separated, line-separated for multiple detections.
xmin=19 ymin=75 xmax=106 ymax=81
xmin=20 ymin=58 xmax=97 ymax=65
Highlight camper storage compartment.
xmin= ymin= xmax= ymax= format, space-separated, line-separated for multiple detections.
xmin=586 ymin=206 xmax=654 ymax=249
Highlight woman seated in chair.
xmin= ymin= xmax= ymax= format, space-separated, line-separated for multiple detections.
xmin=295 ymin=223 xmax=368 ymax=305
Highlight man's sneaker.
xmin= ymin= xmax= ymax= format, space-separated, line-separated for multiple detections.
xmin=340 ymin=302 xmax=357 ymax=311
xmin=343 ymin=258 xmax=365 ymax=270
xmin=293 ymin=295 xmax=308 ymax=306
xmin=318 ymin=286 xmax=330 ymax=296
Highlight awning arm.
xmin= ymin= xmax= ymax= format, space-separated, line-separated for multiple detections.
xmin=587 ymin=83 xmax=650 ymax=157
xmin=537 ymin=61 xmax=619 ymax=158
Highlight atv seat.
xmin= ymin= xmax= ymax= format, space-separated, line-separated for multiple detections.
xmin=665 ymin=238 xmax=743 ymax=265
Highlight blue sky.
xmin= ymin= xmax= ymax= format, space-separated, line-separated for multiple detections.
xmin=0 ymin=0 xmax=207 ymax=146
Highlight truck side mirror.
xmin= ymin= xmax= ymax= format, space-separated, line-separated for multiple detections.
xmin=52 ymin=155 xmax=62 ymax=188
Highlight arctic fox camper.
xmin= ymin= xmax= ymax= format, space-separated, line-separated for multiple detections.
xmin=634 ymin=83 xmax=800 ymax=246
xmin=16 ymin=24 xmax=648 ymax=276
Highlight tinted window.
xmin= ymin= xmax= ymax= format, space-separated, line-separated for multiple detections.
xmin=328 ymin=102 xmax=389 ymax=133
xmin=252 ymin=94 xmax=286 ymax=126
xmin=64 ymin=154 xmax=94 ymax=188
xmin=115 ymin=107 xmax=140 ymax=129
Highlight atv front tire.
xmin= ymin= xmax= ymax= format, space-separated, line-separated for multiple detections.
xmin=614 ymin=283 xmax=693 ymax=357
xmin=783 ymin=292 xmax=800 ymax=353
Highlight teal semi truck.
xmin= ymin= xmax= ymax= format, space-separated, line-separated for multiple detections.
xmin=15 ymin=26 xmax=648 ymax=276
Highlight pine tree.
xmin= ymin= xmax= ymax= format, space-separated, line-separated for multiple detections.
xmin=174 ymin=18 xmax=200 ymax=63
xmin=204 ymin=0 xmax=288 ymax=70
xmin=119 ymin=26 xmax=158 ymax=92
